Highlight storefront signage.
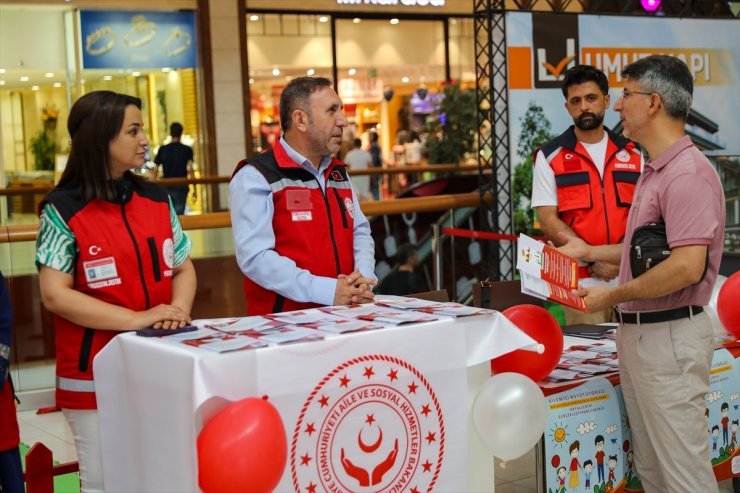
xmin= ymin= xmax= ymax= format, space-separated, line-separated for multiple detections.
xmin=80 ymin=10 xmax=197 ymax=69
xmin=336 ymin=0 xmax=445 ymax=6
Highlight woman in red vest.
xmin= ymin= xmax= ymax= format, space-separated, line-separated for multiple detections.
xmin=35 ymin=91 xmax=196 ymax=492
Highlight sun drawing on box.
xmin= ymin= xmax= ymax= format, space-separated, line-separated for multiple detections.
xmin=549 ymin=422 xmax=568 ymax=447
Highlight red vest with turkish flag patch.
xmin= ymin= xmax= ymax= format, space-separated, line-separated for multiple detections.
xmin=538 ymin=127 xmax=642 ymax=246
xmin=232 ymin=142 xmax=355 ymax=315
xmin=42 ymin=177 xmax=173 ymax=409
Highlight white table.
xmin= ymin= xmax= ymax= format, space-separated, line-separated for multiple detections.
xmin=95 ymin=312 xmax=536 ymax=492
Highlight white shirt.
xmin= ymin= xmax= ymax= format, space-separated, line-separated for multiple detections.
xmin=344 ymin=148 xmax=372 ymax=199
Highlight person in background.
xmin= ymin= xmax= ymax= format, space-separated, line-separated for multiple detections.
xmin=532 ymin=64 xmax=642 ymax=325
xmin=368 ymin=131 xmax=382 ymax=200
xmin=376 ymin=243 xmax=424 ymax=296
xmin=154 ymin=122 xmax=195 ymax=215
xmin=560 ymin=55 xmax=725 ymax=493
xmin=36 ymin=91 xmax=196 ymax=492
xmin=230 ymin=77 xmax=376 ymax=316
xmin=344 ymin=138 xmax=373 ymax=201
xmin=0 ymin=271 xmax=23 ymax=493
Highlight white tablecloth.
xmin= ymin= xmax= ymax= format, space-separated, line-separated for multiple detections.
xmin=95 ymin=312 xmax=536 ymax=492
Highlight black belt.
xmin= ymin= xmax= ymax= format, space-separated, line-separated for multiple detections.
xmin=615 ymin=306 xmax=703 ymax=325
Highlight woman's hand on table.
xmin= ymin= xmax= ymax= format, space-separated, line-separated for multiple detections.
xmin=137 ymin=304 xmax=191 ymax=330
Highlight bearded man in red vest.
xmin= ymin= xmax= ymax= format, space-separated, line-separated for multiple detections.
xmin=231 ymin=77 xmax=376 ymax=315
xmin=532 ymin=65 xmax=643 ymax=325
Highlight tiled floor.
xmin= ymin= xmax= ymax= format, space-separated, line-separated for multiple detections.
xmin=16 ymin=409 xmax=736 ymax=492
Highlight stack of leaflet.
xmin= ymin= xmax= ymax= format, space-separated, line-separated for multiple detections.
xmin=149 ymin=297 xmax=495 ymax=353
xmin=543 ymin=341 xmax=620 ymax=384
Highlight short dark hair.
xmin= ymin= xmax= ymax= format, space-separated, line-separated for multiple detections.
xmin=279 ymin=76 xmax=333 ymax=132
xmin=57 ymin=91 xmax=143 ymax=201
xmin=353 ymin=138 xmax=362 ymax=147
xmin=608 ymin=455 xmax=618 ymax=462
xmin=561 ymin=65 xmax=609 ymax=98
xmin=721 ymin=402 xmax=729 ymax=411
xmin=170 ymin=122 xmax=184 ymax=138
xmin=396 ymin=243 xmax=417 ymax=265
xmin=621 ymin=55 xmax=693 ymax=120
xmin=595 ymin=435 xmax=604 ymax=445
xmin=583 ymin=460 xmax=593 ymax=467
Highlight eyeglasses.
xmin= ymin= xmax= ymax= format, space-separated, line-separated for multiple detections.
xmin=621 ymin=89 xmax=654 ymax=99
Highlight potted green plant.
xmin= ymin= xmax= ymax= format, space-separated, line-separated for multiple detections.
xmin=30 ymin=129 xmax=56 ymax=171
xmin=423 ymin=81 xmax=477 ymax=164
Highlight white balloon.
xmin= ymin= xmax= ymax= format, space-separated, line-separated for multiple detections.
xmin=706 ymin=275 xmax=728 ymax=336
xmin=472 ymin=372 xmax=547 ymax=460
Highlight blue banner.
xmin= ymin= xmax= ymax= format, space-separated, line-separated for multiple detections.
xmin=80 ymin=10 xmax=196 ymax=69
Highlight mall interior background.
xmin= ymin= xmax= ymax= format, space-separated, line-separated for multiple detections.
xmin=0 ymin=0 xmax=738 ymax=403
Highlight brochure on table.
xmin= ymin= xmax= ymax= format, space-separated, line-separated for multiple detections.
xmin=517 ymin=233 xmax=587 ymax=312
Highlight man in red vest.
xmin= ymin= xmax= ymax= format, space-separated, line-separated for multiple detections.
xmin=231 ymin=77 xmax=376 ymax=315
xmin=532 ymin=65 xmax=642 ymax=325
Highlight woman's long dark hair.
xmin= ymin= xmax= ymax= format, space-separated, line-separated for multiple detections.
xmin=56 ymin=91 xmax=144 ymax=201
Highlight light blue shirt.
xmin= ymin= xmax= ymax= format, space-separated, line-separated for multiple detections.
xmin=229 ymin=136 xmax=376 ymax=307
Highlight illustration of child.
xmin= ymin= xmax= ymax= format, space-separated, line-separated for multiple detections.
xmin=594 ymin=435 xmax=605 ymax=484
xmin=721 ymin=403 xmax=730 ymax=446
xmin=607 ymin=454 xmax=617 ymax=483
xmin=568 ymin=440 xmax=581 ymax=488
xmin=731 ymin=420 xmax=738 ymax=452
xmin=583 ymin=460 xmax=593 ymax=489
xmin=626 ymin=450 xmax=634 ymax=475
xmin=712 ymin=425 xmax=720 ymax=454
xmin=557 ymin=466 xmax=567 ymax=491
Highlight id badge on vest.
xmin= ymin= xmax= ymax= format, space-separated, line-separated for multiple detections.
xmin=83 ymin=256 xmax=121 ymax=288
xmin=286 ymin=189 xmax=313 ymax=222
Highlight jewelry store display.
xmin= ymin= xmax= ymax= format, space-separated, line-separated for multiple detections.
xmin=86 ymin=27 xmax=116 ymax=56
xmin=124 ymin=15 xmax=158 ymax=48
xmin=164 ymin=26 xmax=192 ymax=57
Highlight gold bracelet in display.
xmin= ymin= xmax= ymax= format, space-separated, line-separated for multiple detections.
xmin=86 ymin=27 xmax=116 ymax=56
xmin=124 ymin=15 xmax=158 ymax=48
xmin=164 ymin=26 xmax=192 ymax=57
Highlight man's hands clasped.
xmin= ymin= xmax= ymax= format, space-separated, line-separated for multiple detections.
xmin=334 ymin=270 xmax=376 ymax=306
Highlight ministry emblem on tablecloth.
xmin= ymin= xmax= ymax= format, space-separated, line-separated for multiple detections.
xmin=291 ymin=355 xmax=445 ymax=493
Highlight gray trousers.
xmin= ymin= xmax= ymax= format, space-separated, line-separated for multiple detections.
xmin=616 ymin=311 xmax=718 ymax=493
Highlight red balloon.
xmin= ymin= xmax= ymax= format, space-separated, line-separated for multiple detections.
xmin=551 ymin=454 xmax=561 ymax=468
xmin=491 ymin=304 xmax=563 ymax=382
xmin=198 ymin=397 xmax=287 ymax=493
xmin=717 ymin=271 xmax=740 ymax=338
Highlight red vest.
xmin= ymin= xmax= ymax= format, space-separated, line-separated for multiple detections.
xmin=233 ymin=142 xmax=355 ymax=315
xmin=538 ymin=127 xmax=642 ymax=246
xmin=43 ymin=178 xmax=173 ymax=409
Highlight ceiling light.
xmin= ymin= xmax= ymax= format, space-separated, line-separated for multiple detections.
xmin=53 ymin=82 xmax=62 ymax=88
xmin=272 ymin=68 xmax=280 ymax=76
xmin=0 ymin=69 xmax=5 ymax=74
xmin=401 ymin=76 xmax=409 ymax=83
xmin=249 ymin=78 xmax=254 ymax=84
xmin=31 ymin=85 xmax=39 ymax=91
xmin=103 ymin=75 xmax=113 ymax=81
xmin=390 ymin=18 xmax=399 ymax=25
xmin=307 ymin=68 xmax=315 ymax=76
xmin=348 ymin=68 xmax=356 ymax=76
xmin=132 ymin=71 xmax=141 ymax=76
xmin=20 ymin=76 xmax=29 ymax=82
xmin=450 ymin=18 xmax=457 ymax=25
xmin=0 ymin=81 xmax=5 ymax=86
xmin=249 ymin=15 xmax=259 ymax=21
xmin=45 ymin=72 xmax=54 ymax=78
xmin=162 ymin=67 xmax=172 ymax=72
xmin=353 ymin=18 xmax=361 ymax=24
xmin=319 ymin=16 xmax=328 ymax=23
